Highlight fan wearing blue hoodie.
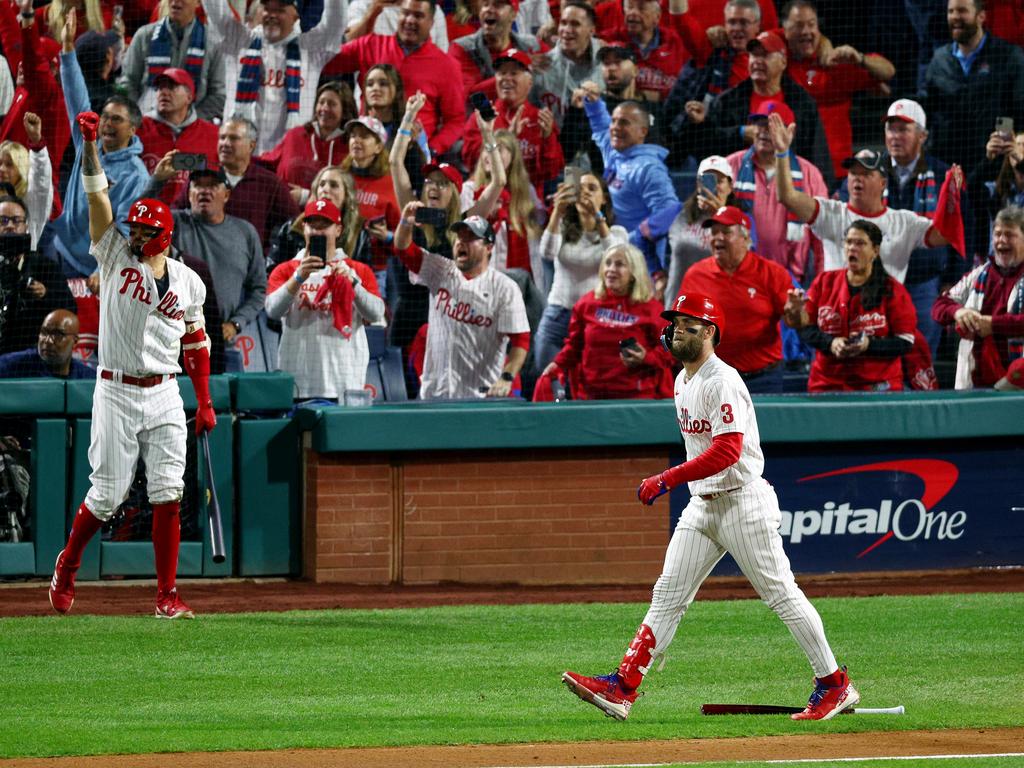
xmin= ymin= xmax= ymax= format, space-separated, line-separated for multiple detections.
xmin=583 ymin=94 xmax=682 ymax=293
xmin=52 ymin=42 xmax=150 ymax=281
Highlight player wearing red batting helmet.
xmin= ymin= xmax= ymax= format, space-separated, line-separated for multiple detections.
xmin=661 ymin=292 xmax=724 ymax=349
xmin=124 ymin=198 xmax=175 ymax=259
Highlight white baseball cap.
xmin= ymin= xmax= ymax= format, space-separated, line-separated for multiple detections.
xmin=886 ymin=99 xmax=926 ymax=129
xmin=697 ymin=155 xmax=734 ymax=182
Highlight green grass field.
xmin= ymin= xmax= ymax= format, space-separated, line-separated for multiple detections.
xmin=1 ymin=592 xmax=1021 ymax=759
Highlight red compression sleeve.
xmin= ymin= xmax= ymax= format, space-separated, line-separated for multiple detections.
xmin=931 ymin=170 xmax=966 ymax=257
xmin=396 ymin=243 xmax=424 ymax=274
xmin=660 ymin=432 xmax=743 ymax=489
xmin=182 ymin=328 xmax=211 ymax=403
xmin=507 ymin=331 xmax=531 ymax=351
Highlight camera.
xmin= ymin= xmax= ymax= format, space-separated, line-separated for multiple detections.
xmin=171 ymin=153 xmax=208 ymax=172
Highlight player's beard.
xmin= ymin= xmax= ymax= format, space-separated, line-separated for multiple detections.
xmin=130 ymin=242 xmax=145 ymax=259
xmin=671 ymin=333 xmax=703 ymax=363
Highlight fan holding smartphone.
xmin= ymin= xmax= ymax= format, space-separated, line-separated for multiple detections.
xmin=264 ymin=198 xmax=386 ymax=400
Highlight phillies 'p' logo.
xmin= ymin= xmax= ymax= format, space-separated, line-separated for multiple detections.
xmin=316 ymin=200 xmax=326 ymax=212
xmin=136 ymin=204 xmax=148 ymax=215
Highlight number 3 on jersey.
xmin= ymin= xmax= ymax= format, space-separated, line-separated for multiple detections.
xmin=721 ymin=403 xmax=734 ymax=423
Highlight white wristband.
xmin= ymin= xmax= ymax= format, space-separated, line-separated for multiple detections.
xmin=82 ymin=173 xmax=108 ymax=193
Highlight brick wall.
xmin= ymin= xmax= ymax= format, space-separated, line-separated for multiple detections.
xmin=306 ymin=446 xmax=672 ymax=585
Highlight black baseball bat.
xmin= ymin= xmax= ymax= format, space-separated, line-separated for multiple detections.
xmin=199 ymin=431 xmax=226 ymax=564
xmin=700 ymin=703 xmax=904 ymax=715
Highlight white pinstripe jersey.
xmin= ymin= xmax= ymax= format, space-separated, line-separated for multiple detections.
xmin=410 ymin=249 xmax=530 ymax=399
xmin=673 ymin=354 xmax=764 ymax=496
xmin=90 ymin=224 xmax=206 ymax=375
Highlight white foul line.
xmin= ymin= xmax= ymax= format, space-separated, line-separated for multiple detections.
xmin=486 ymin=753 xmax=1024 ymax=768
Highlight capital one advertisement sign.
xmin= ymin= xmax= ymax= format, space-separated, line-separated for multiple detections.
xmin=669 ymin=446 xmax=1024 ymax=574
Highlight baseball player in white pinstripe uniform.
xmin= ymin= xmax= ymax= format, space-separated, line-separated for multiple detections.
xmin=563 ymin=293 xmax=858 ymax=721
xmin=49 ymin=111 xmax=216 ymax=619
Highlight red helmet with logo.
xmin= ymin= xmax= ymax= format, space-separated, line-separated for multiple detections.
xmin=124 ymin=198 xmax=174 ymax=257
xmin=661 ymin=293 xmax=724 ymax=346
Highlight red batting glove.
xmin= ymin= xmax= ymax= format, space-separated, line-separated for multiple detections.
xmin=77 ymin=111 xmax=100 ymax=142
xmin=195 ymin=401 xmax=216 ymax=436
xmin=637 ymin=473 xmax=668 ymax=506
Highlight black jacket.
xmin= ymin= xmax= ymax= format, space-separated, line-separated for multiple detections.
xmin=920 ymin=34 xmax=1024 ymax=174
xmin=686 ymin=75 xmax=835 ymax=188
xmin=0 ymin=250 xmax=75 ymax=356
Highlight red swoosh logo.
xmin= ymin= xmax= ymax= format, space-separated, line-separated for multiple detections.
xmin=797 ymin=460 xmax=959 ymax=557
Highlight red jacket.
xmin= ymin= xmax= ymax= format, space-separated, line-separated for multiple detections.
xmin=461 ymin=99 xmax=564 ymax=195
xmin=554 ymin=290 xmax=674 ymax=399
xmin=805 ymin=269 xmax=917 ymax=392
xmin=0 ymin=21 xmax=68 ymax=189
xmin=352 ymin=171 xmax=401 ymax=271
xmin=679 ymin=252 xmax=792 ymax=374
xmin=322 ymin=34 xmax=466 ymax=155
xmin=137 ymin=115 xmax=219 ymax=205
xmin=604 ymin=26 xmax=689 ymax=101
xmin=933 ymin=259 xmax=1024 ymax=387
xmin=258 ymin=124 xmax=348 ymax=191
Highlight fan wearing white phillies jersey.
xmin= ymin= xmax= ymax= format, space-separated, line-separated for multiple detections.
xmin=562 ymin=293 xmax=858 ymax=722
xmin=49 ymin=111 xmax=216 ymax=620
xmin=394 ymin=202 xmax=531 ymax=399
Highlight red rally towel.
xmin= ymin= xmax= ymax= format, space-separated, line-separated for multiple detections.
xmin=933 ymin=167 xmax=966 ymax=258
xmin=313 ymin=270 xmax=355 ymax=338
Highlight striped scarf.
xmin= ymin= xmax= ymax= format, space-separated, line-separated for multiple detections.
xmin=883 ymin=166 xmax=938 ymax=218
xmin=146 ymin=19 xmax=206 ymax=90
xmin=734 ymin=146 xmax=806 ymax=241
xmin=953 ymin=261 xmax=1024 ymax=388
xmin=236 ymin=34 xmax=302 ymax=122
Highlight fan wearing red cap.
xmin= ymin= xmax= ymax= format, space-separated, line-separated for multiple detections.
xmin=726 ymin=103 xmax=828 ymax=284
xmin=460 ymin=48 xmax=564 ymax=196
xmin=449 ymin=0 xmax=540 ymax=100
xmin=780 ymin=1 xmax=894 ymax=181
xmin=563 ymin=287 xmax=858 ymax=723
xmin=686 ymin=29 xmax=833 ymax=187
xmin=48 ymin=117 xmax=215 ymax=621
xmin=137 ymin=68 xmax=219 ymax=206
xmin=265 ymin=197 xmax=385 ymax=399
xmin=674 ymin=205 xmax=797 ymax=392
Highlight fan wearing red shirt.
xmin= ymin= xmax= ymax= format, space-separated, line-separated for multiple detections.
xmin=788 ymin=220 xmax=916 ymax=392
xmin=781 ymin=1 xmax=894 ymax=181
xmin=461 ymin=49 xmax=563 ymax=196
xmin=678 ymin=206 xmax=794 ymax=393
xmin=668 ymin=0 xmax=764 ymax=95
xmin=543 ymin=243 xmax=674 ymax=399
xmin=605 ymin=0 xmax=688 ymax=101
xmin=321 ymin=0 xmax=466 ymax=156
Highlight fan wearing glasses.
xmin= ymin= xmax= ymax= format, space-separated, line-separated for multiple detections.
xmin=0 ymin=195 xmax=75 ymax=356
xmin=0 ymin=309 xmax=94 ymax=379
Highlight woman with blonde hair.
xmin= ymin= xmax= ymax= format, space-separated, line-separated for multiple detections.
xmin=39 ymin=0 xmax=109 ymax=40
xmin=268 ymin=165 xmax=369 ymax=273
xmin=542 ymin=243 xmax=674 ymax=400
xmin=0 ymin=114 xmax=56 ymax=249
xmin=462 ymin=129 xmax=544 ymax=279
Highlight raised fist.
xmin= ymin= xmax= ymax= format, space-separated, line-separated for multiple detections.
xmin=77 ymin=111 xmax=100 ymax=142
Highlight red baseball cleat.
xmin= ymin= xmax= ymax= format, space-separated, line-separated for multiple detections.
xmin=791 ymin=666 xmax=859 ymax=720
xmin=155 ymin=589 xmax=195 ymax=620
xmin=49 ymin=549 xmax=77 ymax=615
xmin=562 ymin=670 xmax=639 ymax=720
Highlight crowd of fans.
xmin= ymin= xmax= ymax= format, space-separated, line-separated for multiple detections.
xmin=0 ymin=0 xmax=1022 ymax=401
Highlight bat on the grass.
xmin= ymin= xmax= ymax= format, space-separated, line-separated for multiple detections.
xmin=700 ymin=704 xmax=905 ymax=716
xmin=199 ymin=432 xmax=225 ymax=564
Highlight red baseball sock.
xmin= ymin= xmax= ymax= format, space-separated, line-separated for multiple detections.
xmin=62 ymin=503 xmax=104 ymax=569
xmin=151 ymin=502 xmax=181 ymax=594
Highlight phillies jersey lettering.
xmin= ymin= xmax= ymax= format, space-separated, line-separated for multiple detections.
xmin=674 ymin=354 xmax=763 ymax=496
xmin=91 ymin=224 xmax=206 ymax=376
xmin=261 ymin=69 xmax=307 ymax=89
xmin=595 ymin=307 xmax=639 ymax=326
xmin=434 ymin=287 xmax=494 ymax=327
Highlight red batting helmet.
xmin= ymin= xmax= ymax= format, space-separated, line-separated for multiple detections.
xmin=124 ymin=198 xmax=174 ymax=257
xmin=661 ymin=293 xmax=724 ymax=346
